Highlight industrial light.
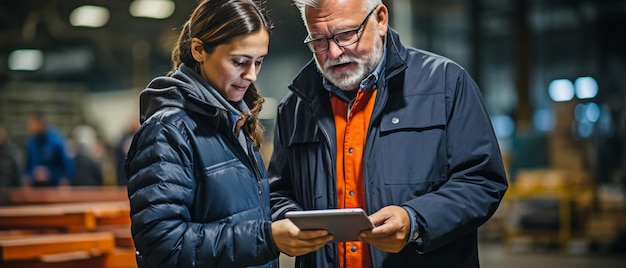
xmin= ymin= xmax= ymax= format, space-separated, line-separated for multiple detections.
xmin=70 ymin=5 xmax=110 ymax=28
xmin=491 ymin=114 xmax=515 ymax=138
xmin=574 ymin=76 xmax=598 ymax=99
xmin=548 ymin=79 xmax=575 ymax=102
xmin=8 ymin=49 xmax=44 ymax=71
xmin=575 ymin=102 xmax=601 ymax=123
xmin=129 ymin=0 xmax=175 ymax=19
xmin=533 ymin=108 xmax=555 ymax=132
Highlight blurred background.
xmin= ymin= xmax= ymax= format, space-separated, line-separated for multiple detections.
xmin=0 ymin=0 xmax=625 ymax=267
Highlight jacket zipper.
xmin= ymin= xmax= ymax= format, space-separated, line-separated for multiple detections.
xmin=247 ymin=141 xmax=265 ymax=207
xmin=222 ymin=118 xmax=266 ymax=213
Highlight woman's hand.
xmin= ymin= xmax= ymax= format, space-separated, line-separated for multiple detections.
xmin=271 ymin=218 xmax=334 ymax=256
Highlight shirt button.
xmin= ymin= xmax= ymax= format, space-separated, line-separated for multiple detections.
xmin=349 ymin=190 xmax=354 ymax=196
xmin=348 ymin=148 xmax=354 ymax=153
xmin=391 ymin=117 xmax=400 ymax=124
xmin=350 ymin=246 xmax=358 ymax=252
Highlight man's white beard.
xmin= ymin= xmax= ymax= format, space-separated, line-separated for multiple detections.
xmin=316 ymin=36 xmax=384 ymax=91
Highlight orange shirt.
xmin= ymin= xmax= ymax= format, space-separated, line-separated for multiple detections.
xmin=331 ymin=89 xmax=377 ymax=268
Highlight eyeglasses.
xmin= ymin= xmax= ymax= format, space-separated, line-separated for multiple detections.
xmin=303 ymin=6 xmax=377 ymax=53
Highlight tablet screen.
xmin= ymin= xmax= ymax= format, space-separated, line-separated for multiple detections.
xmin=285 ymin=208 xmax=374 ymax=242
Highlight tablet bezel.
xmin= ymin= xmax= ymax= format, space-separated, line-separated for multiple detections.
xmin=285 ymin=208 xmax=374 ymax=242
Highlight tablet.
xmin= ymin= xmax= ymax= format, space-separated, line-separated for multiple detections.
xmin=285 ymin=208 xmax=374 ymax=242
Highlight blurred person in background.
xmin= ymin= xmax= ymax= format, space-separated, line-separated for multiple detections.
xmin=0 ymin=123 xmax=21 ymax=188
xmin=114 ymin=115 xmax=139 ymax=186
xmin=0 ymin=123 xmax=21 ymax=204
xmin=267 ymin=0 xmax=508 ymax=267
xmin=124 ymin=0 xmax=318 ymax=267
xmin=23 ymin=109 xmax=74 ymax=187
xmin=71 ymin=124 xmax=103 ymax=186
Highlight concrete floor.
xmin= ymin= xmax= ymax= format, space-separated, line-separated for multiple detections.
xmin=278 ymin=241 xmax=626 ymax=268
xmin=479 ymin=241 xmax=626 ymax=268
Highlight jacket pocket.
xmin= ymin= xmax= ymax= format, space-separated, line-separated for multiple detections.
xmin=380 ymin=92 xmax=446 ymax=132
xmin=205 ymin=158 xmax=242 ymax=175
xmin=199 ymin=158 xmax=260 ymax=220
xmin=377 ymin=92 xmax=447 ymax=189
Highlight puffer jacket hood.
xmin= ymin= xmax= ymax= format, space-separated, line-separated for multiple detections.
xmin=139 ymin=63 xmax=238 ymax=124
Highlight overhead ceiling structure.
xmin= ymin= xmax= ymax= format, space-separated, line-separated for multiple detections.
xmin=0 ymin=0 xmax=198 ymax=91
xmin=0 ymin=0 xmax=307 ymax=92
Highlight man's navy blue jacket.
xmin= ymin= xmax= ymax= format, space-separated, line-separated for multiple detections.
xmin=268 ymin=29 xmax=508 ymax=268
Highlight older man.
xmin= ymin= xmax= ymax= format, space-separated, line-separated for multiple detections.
xmin=269 ymin=0 xmax=508 ymax=267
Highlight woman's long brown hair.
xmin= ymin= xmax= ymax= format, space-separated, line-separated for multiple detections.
xmin=169 ymin=0 xmax=273 ymax=148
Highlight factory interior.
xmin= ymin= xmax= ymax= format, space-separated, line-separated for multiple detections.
xmin=0 ymin=0 xmax=625 ymax=267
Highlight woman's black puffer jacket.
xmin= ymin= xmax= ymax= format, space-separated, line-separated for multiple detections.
xmin=125 ymin=65 xmax=279 ymax=268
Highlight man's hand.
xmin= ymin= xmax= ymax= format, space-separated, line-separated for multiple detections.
xmin=271 ymin=218 xmax=334 ymax=256
xmin=358 ymin=205 xmax=411 ymax=253
xmin=33 ymin=166 xmax=50 ymax=183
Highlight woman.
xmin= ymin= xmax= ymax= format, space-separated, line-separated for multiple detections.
xmin=125 ymin=1 xmax=304 ymax=267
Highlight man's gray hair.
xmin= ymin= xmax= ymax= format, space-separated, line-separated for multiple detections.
xmin=293 ymin=0 xmax=382 ymax=24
